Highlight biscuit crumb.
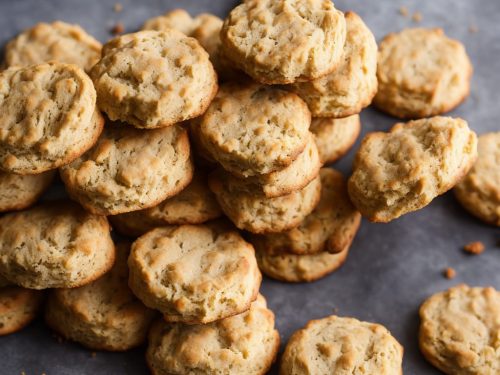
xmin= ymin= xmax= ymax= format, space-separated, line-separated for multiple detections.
xmin=443 ymin=267 xmax=456 ymax=279
xmin=91 ymin=351 xmax=97 ymax=358
xmin=111 ymin=22 xmax=124 ymax=35
xmin=469 ymin=25 xmax=478 ymax=33
xmin=113 ymin=3 xmax=123 ymax=13
xmin=332 ymin=307 xmax=339 ymax=314
xmin=412 ymin=11 xmax=422 ymax=22
xmin=399 ymin=6 xmax=409 ymax=17
xmin=21 ymin=372 xmax=26 ymax=375
xmin=463 ymin=241 xmax=485 ymax=255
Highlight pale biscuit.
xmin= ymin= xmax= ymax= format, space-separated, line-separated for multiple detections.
xmin=454 ymin=132 xmax=500 ymax=226
xmin=375 ymin=28 xmax=473 ymax=119
xmin=91 ymin=30 xmax=217 ymax=129
xmin=0 ymin=286 xmax=44 ymax=336
xmin=419 ymin=284 xmax=500 ymax=375
xmin=0 ymin=62 xmax=102 ymax=174
xmin=0 ymin=202 xmax=115 ymax=289
xmin=348 ymin=117 xmax=477 ymax=222
xmin=128 ymin=224 xmax=261 ymax=324
xmin=281 ymin=315 xmax=403 ymax=374
xmin=220 ymin=0 xmax=346 ymax=84
xmin=146 ymin=295 xmax=279 ymax=375
xmin=60 ymin=123 xmax=193 ymax=215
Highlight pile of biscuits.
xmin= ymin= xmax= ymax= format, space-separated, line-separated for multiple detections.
xmin=0 ymin=0 xmax=498 ymax=374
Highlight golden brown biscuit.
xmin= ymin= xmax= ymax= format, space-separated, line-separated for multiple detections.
xmin=0 ymin=286 xmax=44 ymax=336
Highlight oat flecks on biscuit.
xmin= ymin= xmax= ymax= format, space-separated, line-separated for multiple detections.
xmin=128 ymin=224 xmax=261 ymax=324
xmin=348 ymin=116 xmax=478 ymax=222
xmin=91 ymin=30 xmax=218 ymax=129
xmin=60 ymin=123 xmax=193 ymax=216
xmin=454 ymin=132 xmax=500 ymax=226
xmin=220 ymin=0 xmax=346 ymax=84
xmin=419 ymin=284 xmax=500 ymax=374
xmin=281 ymin=315 xmax=403 ymax=374
xmin=0 ymin=202 xmax=115 ymax=289
xmin=375 ymin=28 xmax=473 ymax=119
xmin=146 ymin=295 xmax=279 ymax=375
xmin=0 ymin=286 xmax=44 ymax=336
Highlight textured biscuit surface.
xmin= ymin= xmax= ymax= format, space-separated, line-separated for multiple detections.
xmin=0 ymin=286 xmax=44 ymax=336
xmin=146 ymin=295 xmax=280 ymax=375
xmin=281 ymin=315 xmax=403 ymax=374
xmin=0 ymin=202 xmax=115 ymax=289
xmin=5 ymin=21 xmax=102 ymax=72
xmin=45 ymin=243 xmax=155 ymax=351
xmin=454 ymin=132 xmax=500 ymax=226
xmin=375 ymin=28 xmax=472 ymax=118
xmin=220 ymin=0 xmax=346 ymax=84
xmin=128 ymin=224 xmax=261 ymax=324
xmin=0 ymin=62 xmax=101 ymax=174
xmin=348 ymin=117 xmax=478 ymax=222
xmin=419 ymin=284 xmax=500 ymax=375
xmin=91 ymin=30 xmax=217 ymax=129
xmin=60 ymin=123 xmax=193 ymax=215
xmin=290 ymin=12 xmax=377 ymax=118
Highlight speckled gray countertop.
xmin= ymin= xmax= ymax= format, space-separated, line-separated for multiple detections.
xmin=0 ymin=0 xmax=498 ymax=374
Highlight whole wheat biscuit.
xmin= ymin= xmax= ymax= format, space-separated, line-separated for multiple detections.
xmin=0 ymin=170 xmax=55 ymax=212
xmin=146 ymin=294 xmax=279 ymax=375
xmin=419 ymin=284 xmax=500 ymax=375
xmin=198 ymin=83 xmax=311 ymax=177
xmin=220 ymin=0 xmax=346 ymax=84
xmin=60 ymin=123 xmax=193 ymax=215
xmin=4 ymin=21 xmax=102 ymax=72
xmin=45 ymin=243 xmax=155 ymax=351
xmin=109 ymin=173 xmax=222 ymax=237
xmin=0 ymin=62 xmax=102 ymax=174
xmin=375 ymin=28 xmax=472 ymax=119
xmin=128 ymin=224 xmax=261 ymax=324
xmin=310 ymin=115 xmax=361 ymax=164
xmin=0 ymin=286 xmax=44 ymax=336
xmin=454 ymin=132 xmax=500 ymax=226
xmin=290 ymin=12 xmax=377 ymax=118
xmin=348 ymin=117 xmax=477 ymax=222
xmin=209 ymin=173 xmax=322 ymax=234
xmin=281 ymin=315 xmax=403 ymax=374
xmin=91 ymin=30 xmax=217 ymax=129
xmin=0 ymin=202 xmax=115 ymax=289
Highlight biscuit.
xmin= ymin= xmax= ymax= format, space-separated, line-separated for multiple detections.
xmin=348 ymin=117 xmax=477 ymax=222
xmin=0 ymin=62 xmax=102 ymax=174
xmin=419 ymin=284 xmax=500 ymax=375
xmin=0 ymin=170 xmax=55 ymax=212
xmin=375 ymin=28 xmax=473 ymax=119
xmin=128 ymin=224 xmax=261 ymax=324
xmin=454 ymin=132 xmax=500 ymax=226
xmin=198 ymin=83 xmax=311 ymax=177
xmin=0 ymin=202 xmax=115 ymax=289
xmin=91 ymin=30 xmax=218 ymax=129
xmin=310 ymin=115 xmax=361 ymax=164
xmin=45 ymin=243 xmax=156 ymax=351
xmin=209 ymin=173 xmax=322 ymax=234
xmin=4 ymin=21 xmax=102 ymax=72
xmin=281 ymin=315 xmax=403 ymax=374
xmin=290 ymin=12 xmax=377 ymax=118
xmin=146 ymin=294 xmax=279 ymax=375
xmin=0 ymin=286 xmax=44 ymax=336
xmin=60 ymin=122 xmax=193 ymax=215
xmin=109 ymin=173 xmax=222 ymax=237
xmin=220 ymin=0 xmax=346 ymax=84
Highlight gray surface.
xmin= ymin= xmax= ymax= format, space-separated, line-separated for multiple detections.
xmin=0 ymin=0 xmax=499 ymax=374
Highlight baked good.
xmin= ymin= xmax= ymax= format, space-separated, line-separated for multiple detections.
xmin=128 ymin=224 xmax=261 ymax=324
xmin=419 ymin=284 xmax=500 ymax=375
xmin=45 ymin=243 xmax=156 ymax=351
xmin=0 ymin=202 xmax=115 ymax=289
xmin=146 ymin=294 xmax=279 ymax=375
xmin=454 ymin=132 xmax=500 ymax=226
xmin=0 ymin=62 xmax=102 ymax=174
xmin=375 ymin=28 xmax=473 ymax=118
xmin=90 ymin=30 xmax=217 ymax=129
xmin=220 ymin=0 xmax=346 ymax=84
xmin=348 ymin=117 xmax=477 ymax=222
xmin=0 ymin=286 xmax=44 ymax=336
xmin=4 ymin=21 xmax=101 ymax=72
xmin=60 ymin=122 xmax=193 ymax=215
xmin=290 ymin=12 xmax=377 ymax=118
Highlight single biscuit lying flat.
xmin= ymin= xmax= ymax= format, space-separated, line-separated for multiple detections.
xmin=348 ymin=117 xmax=477 ymax=222
xmin=375 ymin=28 xmax=472 ymax=119
xmin=419 ymin=284 xmax=500 ymax=375
xmin=0 ymin=287 xmax=44 ymax=336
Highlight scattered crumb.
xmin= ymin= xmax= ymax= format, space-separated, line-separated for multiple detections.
xmin=91 ymin=352 xmax=97 ymax=358
xmin=469 ymin=25 xmax=478 ymax=33
xmin=463 ymin=241 xmax=485 ymax=255
xmin=332 ymin=307 xmax=339 ymax=314
xmin=111 ymin=22 xmax=124 ymax=35
xmin=21 ymin=372 xmax=26 ymax=375
xmin=113 ymin=3 xmax=123 ymax=13
xmin=412 ymin=11 xmax=422 ymax=23
xmin=443 ymin=267 xmax=456 ymax=279
xmin=399 ymin=6 xmax=409 ymax=17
